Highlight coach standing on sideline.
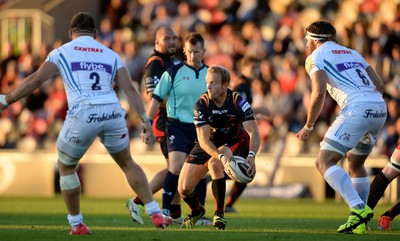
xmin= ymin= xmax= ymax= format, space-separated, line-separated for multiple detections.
xmin=296 ymin=20 xmax=387 ymax=234
xmin=0 ymin=12 xmax=172 ymax=235
xmin=147 ymin=32 xmax=209 ymax=221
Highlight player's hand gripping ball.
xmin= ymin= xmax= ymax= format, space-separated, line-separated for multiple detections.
xmin=225 ymin=156 xmax=254 ymax=184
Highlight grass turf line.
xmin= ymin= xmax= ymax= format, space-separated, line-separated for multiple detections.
xmin=0 ymin=196 xmax=398 ymax=241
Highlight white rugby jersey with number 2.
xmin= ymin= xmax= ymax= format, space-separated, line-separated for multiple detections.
xmin=305 ymin=41 xmax=384 ymax=109
xmin=45 ymin=36 xmax=124 ymax=106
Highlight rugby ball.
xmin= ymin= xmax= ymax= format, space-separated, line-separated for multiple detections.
xmin=225 ymin=156 xmax=254 ymax=184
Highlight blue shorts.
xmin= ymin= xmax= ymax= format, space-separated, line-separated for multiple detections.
xmin=166 ymin=118 xmax=196 ymax=154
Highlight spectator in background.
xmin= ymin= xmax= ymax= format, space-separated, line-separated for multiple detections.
xmin=147 ymin=4 xmax=174 ymax=37
xmin=368 ymin=39 xmax=390 ymax=84
xmin=263 ymin=80 xmax=293 ymax=185
xmin=103 ymin=0 xmax=127 ymax=29
xmin=276 ymin=57 xmax=297 ymax=94
xmin=386 ymin=44 xmax=400 ymax=85
xmin=0 ymin=60 xmax=23 ymax=122
xmin=172 ymin=2 xmax=202 ymax=33
xmin=97 ymin=17 xmax=114 ymax=47
xmin=379 ymin=93 xmax=400 ymax=157
xmin=351 ymin=21 xmax=371 ymax=56
xmin=0 ymin=42 xmax=19 ymax=77
xmin=17 ymin=41 xmax=34 ymax=77
xmin=122 ymin=40 xmax=146 ymax=88
xmin=1 ymin=60 xmax=22 ymax=95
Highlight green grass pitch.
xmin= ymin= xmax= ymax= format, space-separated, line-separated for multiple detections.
xmin=0 ymin=196 xmax=399 ymax=241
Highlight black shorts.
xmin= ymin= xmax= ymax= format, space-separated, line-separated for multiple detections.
xmin=153 ymin=107 xmax=167 ymax=138
xmin=158 ymin=136 xmax=168 ymax=159
xmin=153 ymin=107 xmax=168 ymax=159
xmin=166 ymin=118 xmax=196 ymax=154
xmin=187 ymin=132 xmax=250 ymax=165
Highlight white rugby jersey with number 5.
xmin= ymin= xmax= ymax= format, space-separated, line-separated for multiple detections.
xmin=45 ymin=36 xmax=123 ymax=106
xmin=305 ymin=41 xmax=384 ymax=108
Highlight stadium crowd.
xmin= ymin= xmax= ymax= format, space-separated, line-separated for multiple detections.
xmin=0 ymin=0 xmax=399 ymax=161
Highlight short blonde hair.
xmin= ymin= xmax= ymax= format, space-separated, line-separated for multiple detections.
xmin=208 ymin=65 xmax=231 ymax=85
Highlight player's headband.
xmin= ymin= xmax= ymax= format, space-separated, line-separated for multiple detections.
xmin=305 ymin=31 xmax=333 ymax=40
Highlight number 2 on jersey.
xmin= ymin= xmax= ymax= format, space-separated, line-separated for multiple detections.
xmin=90 ymin=72 xmax=102 ymax=90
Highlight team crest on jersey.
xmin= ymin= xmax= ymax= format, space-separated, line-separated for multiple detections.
xmin=194 ymin=110 xmax=203 ymax=119
xmin=69 ymin=136 xmax=81 ymax=144
xmin=169 ymin=135 xmax=175 ymax=144
xmin=339 ymin=133 xmax=351 ymax=142
xmin=152 ymin=76 xmax=160 ymax=85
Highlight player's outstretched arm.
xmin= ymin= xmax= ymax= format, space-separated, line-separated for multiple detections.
xmin=115 ymin=67 xmax=154 ymax=143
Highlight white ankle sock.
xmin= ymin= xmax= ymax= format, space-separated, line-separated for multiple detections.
xmin=145 ymin=200 xmax=161 ymax=216
xmin=68 ymin=213 xmax=83 ymax=226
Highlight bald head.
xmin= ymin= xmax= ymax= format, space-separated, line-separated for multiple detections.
xmin=155 ymin=26 xmax=178 ymax=56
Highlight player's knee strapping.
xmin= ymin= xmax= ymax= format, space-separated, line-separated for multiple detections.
xmin=58 ymin=150 xmax=80 ymax=166
xmin=320 ymin=140 xmax=348 ymax=156
xmin=350 ymin=141 xmax=374 ymax=155
xmin=388 ymin=157 xmax=400 ymax=173
xmin=60 ymin=173 xmax=80 ymax=190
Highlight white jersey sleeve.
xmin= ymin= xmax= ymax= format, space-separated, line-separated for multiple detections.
xmin=46 ymin=36 xmax=125 ymax=106
xmin=305 ymin=41 xmax=384 ymax=108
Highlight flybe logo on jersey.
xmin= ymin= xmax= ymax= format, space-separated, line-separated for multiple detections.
xmin=71 ymin=62 xmax=112 ymax=74
xmin=336 ymin=62 xmax=363 ymax=72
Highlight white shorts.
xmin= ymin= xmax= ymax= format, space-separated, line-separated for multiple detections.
xmin=57 ymin=102 xmax=129 ymax=159
xmin=322 ymin=101 xmax=387 ymax=154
